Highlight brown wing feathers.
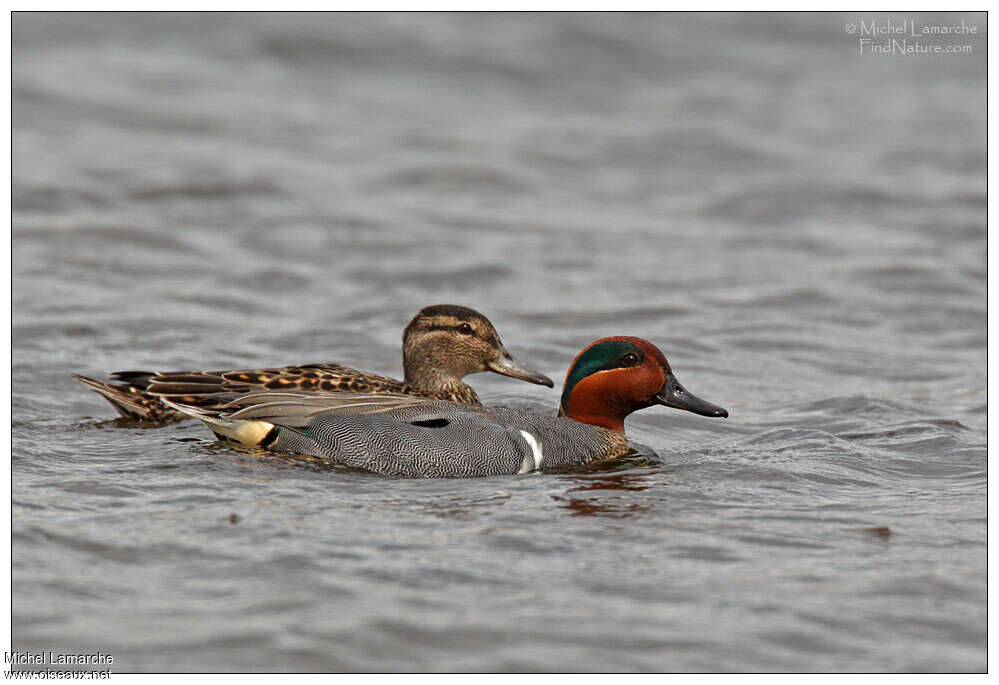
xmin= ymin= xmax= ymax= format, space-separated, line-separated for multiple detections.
xmin=77 ymin=364 xmax=433 ymax=422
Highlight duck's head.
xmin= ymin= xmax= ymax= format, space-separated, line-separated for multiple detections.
xmin=558 ymin=336 xmax=728 ymax=432
xmin=402 ymin=304 xmax=554 ymax=390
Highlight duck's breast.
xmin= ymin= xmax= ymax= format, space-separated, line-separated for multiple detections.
xmin=481 ymin=408 xmax=628 ymax=469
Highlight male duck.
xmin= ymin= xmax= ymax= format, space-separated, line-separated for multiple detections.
xmin=73 ymin=304 xmax=553 ymax=423
xmin=166 ymin=336 xmax=728 ymax=478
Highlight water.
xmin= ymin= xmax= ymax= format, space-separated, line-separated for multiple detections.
xmin=12 ymin=12 xmax=986 ymax=672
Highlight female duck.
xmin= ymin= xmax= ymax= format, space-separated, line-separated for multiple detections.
xmin=73 ymin=304 xmax=552 ymax=422
xmin=168 ymin=336 xmax=728 ymax=478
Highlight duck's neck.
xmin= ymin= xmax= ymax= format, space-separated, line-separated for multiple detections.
xmin=558 ymin=403 xmax=627 ymax=433
xmin=559 ymin=377 xmax=632 ymax=433
xmin=403 ymin=361 xmax=480 ymax=405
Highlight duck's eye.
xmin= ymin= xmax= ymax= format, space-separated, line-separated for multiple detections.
xmin=621 ymin=353 xmax=639 ymax=366
xmin=457 ymin=323 xmax=474 ymax=335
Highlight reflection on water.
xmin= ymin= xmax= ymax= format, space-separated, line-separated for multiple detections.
xmin=555 ymin=471 xmax=655 ymax=518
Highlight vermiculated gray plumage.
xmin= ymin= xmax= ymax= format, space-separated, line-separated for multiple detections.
xmin=271 ymin=411 xmax=532 ymax=477
xmin=166 ymin=391 xmax=631 ymax=478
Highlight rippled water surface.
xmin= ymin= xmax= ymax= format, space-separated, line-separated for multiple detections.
xmin=13 ymin=12 xmax=986 ymax=672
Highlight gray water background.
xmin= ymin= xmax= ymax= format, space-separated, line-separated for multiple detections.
xmin=12 ymin=12 xmax=986 ymax=672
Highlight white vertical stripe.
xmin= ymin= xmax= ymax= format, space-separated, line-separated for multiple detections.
xmin=517 ymin=430 xmax=544 ymax=474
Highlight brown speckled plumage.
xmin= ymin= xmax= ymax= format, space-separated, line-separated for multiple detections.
xmin=71 ymin=373 xmax=186 ymax=423
xmin=73 ymin=305 xmax=548 ymax=422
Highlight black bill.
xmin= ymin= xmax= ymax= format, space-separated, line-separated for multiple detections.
xmin=654 ymin=371 xmax=728 ymax=418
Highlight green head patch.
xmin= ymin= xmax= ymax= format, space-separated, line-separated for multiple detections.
xmin=559 ymin=340 xmax=646 ymax=414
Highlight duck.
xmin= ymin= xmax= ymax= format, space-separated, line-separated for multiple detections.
xmin=73 ymin=304 xmax=553 ymax=423
xmin=164 ymin=336 xmax=728 ymax=478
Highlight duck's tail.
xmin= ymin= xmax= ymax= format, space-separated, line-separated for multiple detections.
xmin=159 ymin=397 xmax=276 ymax=447
xmin=71 ymin=373 xmax=183 ymax=423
